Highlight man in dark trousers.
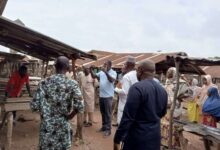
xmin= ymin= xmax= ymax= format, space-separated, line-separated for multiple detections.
xmin=91 ymin=60 xmax=117 ymax=137
xmin=114 ymin=60 xmax=167 ymax=150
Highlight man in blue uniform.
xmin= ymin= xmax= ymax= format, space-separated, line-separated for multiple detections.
xmin=114 ymin=60 xmax=167 ymax=150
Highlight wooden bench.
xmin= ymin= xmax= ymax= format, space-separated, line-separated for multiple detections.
xmin=175 ymin=120 xmax=220 ymax=150
xmin=0 ymin=97 xmax=32 ymax=150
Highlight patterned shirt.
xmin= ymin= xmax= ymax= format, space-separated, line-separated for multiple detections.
xmin=30 ymin=74 xmax=84 ymax=150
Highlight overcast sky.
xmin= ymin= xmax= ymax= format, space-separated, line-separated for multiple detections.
xmin=1 ymin=0 xmax=220 ymax=58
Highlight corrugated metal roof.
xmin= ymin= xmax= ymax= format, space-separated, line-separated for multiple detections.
xmin=76 ymin=50 xmax=208 ymax=75
xmin=201 ymin=66 xmax=220 ymax=78
xmin=76 ymin=50 xmax=177 ymax=68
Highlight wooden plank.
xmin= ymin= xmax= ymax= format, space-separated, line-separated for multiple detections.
xmin=0 ymin=97 xmax=32 ymax=104
xmin=4 ymin=102 xmax=30 ymax=111
xmin=6 ymin=97 xmax=32 ymax=102
xmin=5 ymin=112 xmax=13 ymax=150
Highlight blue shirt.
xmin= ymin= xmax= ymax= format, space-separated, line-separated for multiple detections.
xmin=97 ymin=69 xmax=117 ymax=98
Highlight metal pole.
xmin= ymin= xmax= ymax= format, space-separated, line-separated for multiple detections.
xmin=168 ymin=59 xmax=180 ymax=149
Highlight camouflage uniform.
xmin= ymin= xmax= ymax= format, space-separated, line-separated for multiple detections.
xmin=30 ymin=74 xmax=84 ymax=150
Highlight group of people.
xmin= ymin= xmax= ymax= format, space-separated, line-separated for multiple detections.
xmin=188 ymin=75 xmax=220 ymax=127
xmin=31 ymin=56 xmax=168 ymax=150
xmin=6 ymin=55 xmax=220 ymax=150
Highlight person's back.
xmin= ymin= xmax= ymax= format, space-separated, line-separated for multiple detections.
xmin=123 ymin=80 xmax=167 ymax=150
xmin=33 ymin=74 xmax=82 ymax=119
xmin=31 ymin=56 xmax=84 ymax=150
xmin=114 ymin=60 xmax=167 ymax=150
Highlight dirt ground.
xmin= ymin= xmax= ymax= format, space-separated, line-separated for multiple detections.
xmin=0 ymin=110 xmax=116 ymax=150
xmin=0 ymin=110 xmax=216 ymax=150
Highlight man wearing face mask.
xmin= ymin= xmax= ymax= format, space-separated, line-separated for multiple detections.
xmin=114 ymin=60 xmax=167 ymax=150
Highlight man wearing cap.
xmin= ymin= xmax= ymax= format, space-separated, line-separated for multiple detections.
xmin=114 ymin=60 xmax=167 ymax=150
xmin=31 ymin=56 xmax=84 ymax=150
xmin=114 ymin=56 xmax=138 ymax=126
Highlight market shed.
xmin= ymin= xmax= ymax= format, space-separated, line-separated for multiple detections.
xmin=76 ymin=50 xmax=205 ymax=75
xmin=0 ymin=16 xmax=96 ymax=150
xmin=0 ymin=51 xmax=27 ymax=77
xmin=0 ymin=16 xmax=96 ymax=61
xmin=165 ymin=55 xmax=220 ymax=149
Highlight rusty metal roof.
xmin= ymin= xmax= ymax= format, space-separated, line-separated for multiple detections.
xmin=201 ymin=66 xmax=220 ymax=78
xmin=76 ymin=50 xmax=177 ymax=68
xmin=0 ymin=16 xmax=96 ymax=61
xmin=76 ymin=50 xmax=206 ymax=74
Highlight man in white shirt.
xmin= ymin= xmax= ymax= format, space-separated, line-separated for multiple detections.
xmin=115 ymin=56 xmax=138 ymax=125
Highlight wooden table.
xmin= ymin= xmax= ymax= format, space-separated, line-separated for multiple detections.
xmin=0 ymin=97 xmax=32 ymax=150
xmin=175 ymin=120 xmax=220 ymax=150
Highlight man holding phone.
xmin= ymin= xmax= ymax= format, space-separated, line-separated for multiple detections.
xmin=91 ymin=60 xmax=117 ymax=137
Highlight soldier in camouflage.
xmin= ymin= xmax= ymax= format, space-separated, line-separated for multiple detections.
xmin=30 ymin=56 xmax=84 ymax=150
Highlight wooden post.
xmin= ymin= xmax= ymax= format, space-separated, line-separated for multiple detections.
xmin=43 ymin=61 xmax=49 ymax=78
xmin=41 ymin=61 xmax=45 ymax=78
xmin=0 ymin=0 xmax=8 ymax=15
xmin=198 ymin=75 xmax=202 ymax=87
xmin=72 ymin=58 xmax=76 ymax=80
xmin=5 ymin=112 xmax=13 ymax=150
xmin=168 ymin=59 xmax=180 ymax=149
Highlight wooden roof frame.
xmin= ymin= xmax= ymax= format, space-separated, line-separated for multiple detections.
xmin=0 ymin=51 xmax=25 ymax=61
xmin=167 ymin=55 xmax=220 ymax=66
xmin=0 ymin=16 xmax=96 ymax=61
xmin=165 ymin=55 xmax=220 ymax=75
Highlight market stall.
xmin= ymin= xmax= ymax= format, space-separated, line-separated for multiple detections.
xmin=0 ymin=16 xmax=96 ymax=150
xmin=166 ymin=55 xmax=220 ymax=150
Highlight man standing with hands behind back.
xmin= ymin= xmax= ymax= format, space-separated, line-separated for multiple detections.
xmin=114 ymin=60 xmax=167 ymax=150
xmin=91 ymin=60 xmax=117 ymax=137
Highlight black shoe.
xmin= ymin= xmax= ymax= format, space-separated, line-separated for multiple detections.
xmin=96 ymin=128 xmax=105 ymax=132
xmin=112 ymin=123 xmax=118 ymax=127
xmin=103 ymin=131 xmax=111 ymax=137
xmin=84 ymin=122 xmax=92 ymax=127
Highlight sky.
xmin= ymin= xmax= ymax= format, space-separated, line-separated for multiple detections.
xmin=1 ymin=0 xmax=220 ymax=58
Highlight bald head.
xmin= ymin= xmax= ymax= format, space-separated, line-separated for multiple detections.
xmin=55 ymin=56 xmax=70 ymax=73
xmin=139 ymin=60 xmax=155 ymax=72
xmin=137 ymin=60 xmax=155 ymax=81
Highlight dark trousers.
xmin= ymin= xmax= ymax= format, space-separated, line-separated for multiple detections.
xmin=99 ymin=97 xmax=113 ymax=131
xmin=12 ymin=111 xmax=16 ymax=120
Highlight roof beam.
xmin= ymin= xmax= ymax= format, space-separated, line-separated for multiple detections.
xmin=0 ymin=0 xmax=8 ymax=15
xmin=0 ymin=16 xmax=97 ymax=60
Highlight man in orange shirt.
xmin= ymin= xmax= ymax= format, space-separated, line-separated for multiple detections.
xmin=5 ymin=65 xmax=32 ymax=120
